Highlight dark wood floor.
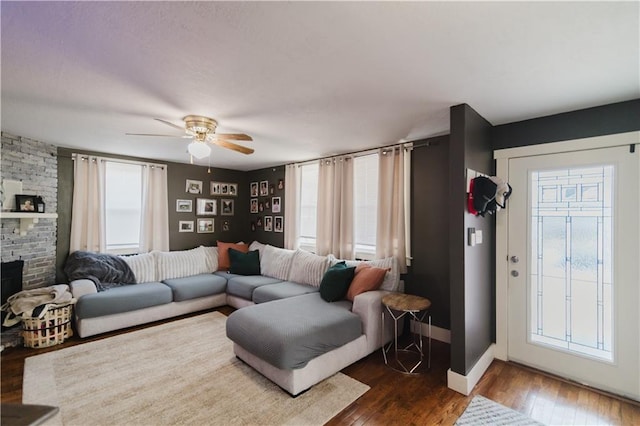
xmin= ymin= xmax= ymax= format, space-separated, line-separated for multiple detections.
xmin=2 ymin=306 xmax=639 ymax=425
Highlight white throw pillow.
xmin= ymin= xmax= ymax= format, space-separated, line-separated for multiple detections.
xmin=120 ymin=252 xmax=157 ymax=283
xmin=201 ymin=246 xmax=219 ymax=273
xmin=288 ymin=249 xmax=329 ymax=288
xmin=260 ymin=245 xmax=296 ymax=281
xmin=249 ymin=241 xmax=266 ymax=256
xmin=156 ymin=247 xmax=210 ymax=281
xmin=329 ymin=255 xmax=400 ymax=292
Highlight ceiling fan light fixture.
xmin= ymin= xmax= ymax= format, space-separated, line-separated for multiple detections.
xmin=187 ymin=141 xmax=211 ymax=159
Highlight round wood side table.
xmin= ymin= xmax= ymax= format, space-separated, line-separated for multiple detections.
xmin=381 ymin=293 xmax=431 ymax=374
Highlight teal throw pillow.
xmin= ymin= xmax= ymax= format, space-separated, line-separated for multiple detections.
xmin=319 ymin=261 xmax=356 ymax=302
xmin=228 ymin=248 xmax=261 ymax=276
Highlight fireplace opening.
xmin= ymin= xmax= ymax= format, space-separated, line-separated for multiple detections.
xmin=2 ymin=260 xmax=24 ymax=330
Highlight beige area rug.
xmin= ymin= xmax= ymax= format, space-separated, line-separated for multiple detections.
xmin=23 ymin=312 xmax=370 ymax=426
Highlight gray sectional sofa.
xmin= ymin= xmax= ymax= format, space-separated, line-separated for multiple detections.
xmin=69 ymin=242 xmax=402 ymax=395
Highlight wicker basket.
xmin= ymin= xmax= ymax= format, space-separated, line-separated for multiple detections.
xmin=22 ymin=304 xmax=74 ymax=348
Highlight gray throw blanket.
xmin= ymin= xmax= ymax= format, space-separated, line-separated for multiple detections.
xmin=64 ymin=251 xmax=136 ymax=292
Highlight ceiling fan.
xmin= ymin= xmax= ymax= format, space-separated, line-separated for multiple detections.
xmin=127 ymin=115 xmax=254 ymax=158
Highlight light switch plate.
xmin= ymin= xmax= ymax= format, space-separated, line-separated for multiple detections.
xmin=476 ymin=230 xmax=483 ymax=244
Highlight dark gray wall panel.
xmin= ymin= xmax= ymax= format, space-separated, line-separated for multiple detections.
xmin=492 ymin=99 xmax=640 ymax=150
xmin=408 ymin=135 xmax=450 ymax=329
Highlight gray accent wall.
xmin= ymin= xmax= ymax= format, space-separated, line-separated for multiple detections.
xmin=449 ymin=104 xmax=495 ymax=376
xmin=245 ymin=166 xmax=286 ymax=248
xmin=492 ymin=99 xmax=640 ymax=150
xmin=408 ymin=135 xmax=450 ymax=329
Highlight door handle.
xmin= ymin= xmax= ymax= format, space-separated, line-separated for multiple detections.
xmin=510 ymin=256 xmax=519 ymax=263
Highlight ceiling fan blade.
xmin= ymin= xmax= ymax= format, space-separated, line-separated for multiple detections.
xmin=214 ymin=133 xmax=253 ymax=142
xmin=126 ymin=133 xmax=191 ymax=138
xmin=211 ymin=139 xmax=254 ymax=155
xmin=154 ymin=118 xmax=186 ymax=132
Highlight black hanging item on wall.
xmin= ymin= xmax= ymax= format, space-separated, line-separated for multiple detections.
xmin=467 ymin=176 xmax=512 ymax=217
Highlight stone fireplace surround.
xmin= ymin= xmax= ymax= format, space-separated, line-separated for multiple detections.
xmin=1 ymin=132 xmax=58 ymax=290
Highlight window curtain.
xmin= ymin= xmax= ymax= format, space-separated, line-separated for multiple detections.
xmin=316 ymin=156 xmax=354 ymax=258
xmin=377 ymin=146 xmax=409 ymax=273
xmin=70 ymin=155 xmax=106 ymax=253
xmin=284 ymin=163 xmax=300 ymax=250
xmin=140 ymin=164 xmax=169 ymax=252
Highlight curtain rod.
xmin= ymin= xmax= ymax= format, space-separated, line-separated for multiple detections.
xmin=287 ymin=141 xmax=416 ymax=168
xmin=72 ymin=153 xmax=166 ymax=169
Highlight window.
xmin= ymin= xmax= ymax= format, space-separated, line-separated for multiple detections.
xmin=299 ymin=162 xmax=319 ymax=252
xmin=104 ymin=161 xmax=143 ymax=254
xmin=354 ymin=154 xmax=379 ymax=259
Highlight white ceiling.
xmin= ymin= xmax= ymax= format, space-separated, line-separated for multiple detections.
xmin=2 ymin=2 xmax=638 ymax=171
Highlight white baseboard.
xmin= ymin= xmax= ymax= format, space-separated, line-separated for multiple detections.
xmin=447 ymin=343 xmax=495 ymax=395
xmin=410 ymin=319 xmax=451 ymax=344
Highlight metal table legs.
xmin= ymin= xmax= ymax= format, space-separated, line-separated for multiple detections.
xmin=382 ymin=306 xmax=431 ymax=374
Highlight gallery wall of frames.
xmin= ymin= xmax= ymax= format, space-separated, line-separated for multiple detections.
xmin=245 ymin=165 xmax=286 ymax=248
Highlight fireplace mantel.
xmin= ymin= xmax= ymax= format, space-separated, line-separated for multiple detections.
xmin=0 ymin=212 xmax=58 ymax=236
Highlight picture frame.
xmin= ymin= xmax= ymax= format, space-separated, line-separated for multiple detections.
xmin=259 ymin=180 xmax=269 ymax=196
xmin=277 ymin=179 xmax=284 ymax=191
xmin=197 ymin=218 xmax=215 ymax=233
xmin=264 ymin=215 xmax=273 ymax=232
xmin=272 ymin=197 xmax=281 ymax=213
xmin=210 ymin=182 xmax=221 ymax=195
xmin=186 ymin=179 xmax=203 ymax=194
xmin=274 ymin=216 xmax=283 ymax=233
xmin=196 ymin=198 xmax=217 ymax=216
xmin=176 ymin=199 xmax=193 ymax=213
xmin=178 ymin=221 xmax=194 ymax=232
xmin=256 ymin=216 xmax=263 ymax=228
xmin=250 ymin=198 xmax=258 ymax=213
xmin=251 ymin=221 xmax=256 ymax=232
xmin=15 ymin=195 xmax=37 ymax=212
xmin=258 ymin=201 xmax=264 ymax=212
xmin=269 ymin=184 xmax=275 ymax=195
xmin=222 ymin=220 xmax=230 ymax=232
xmin=265 ymin=199 xmax=270 ymax=210
xmin=221 ymin=199 xmax=234 ymax=216
xmin=250 ymin=182 xmax=259 ymax=197
xmin=211 ymin=181 xmax=238 ymax=197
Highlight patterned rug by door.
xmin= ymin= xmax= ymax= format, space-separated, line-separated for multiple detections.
xmin=456 ymin=395 xmax=545 ymax=426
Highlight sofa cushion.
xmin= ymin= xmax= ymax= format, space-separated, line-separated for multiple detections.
xmin=319 ymin=261 xmax=356 ymax=302
xmin=75 ymin=282 xmax=172 ymax=319
xmin=249 ymin=240 xmax=266 ymax=256
xmin=287 ymin=249 xmax=329 ymax=288
xmin=226 ymin=293 xmax=362 ymax=370
xmin=156 ymin=247 xmax=210 ymax=281
xmin=217 ymin=241 xmax=249 ymax=271
xmin=162 ymin=273 xmax=227 ymax=302
xmin=260 ymin=245 xmax=296 ymax=280
xmin=330 ymin=255 xmax=400 ymax=292
xmin=201 ymin=246 xmax=219 ymax=272
xmin=346 ymin=264 xmax=388 ymax=301
xmin=120 ymin=252 xmax=156 ymax=283
xmin=228 ymin=249 xmax=261 ymax=276
xmin=252 ymin=281 xmax=318 ymax=304
xmin=226 ymin=275 xmax=283 ymax=300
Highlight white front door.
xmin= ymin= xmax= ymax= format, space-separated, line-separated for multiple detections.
xmin=507 ymin=144 xmax=639 ymax=400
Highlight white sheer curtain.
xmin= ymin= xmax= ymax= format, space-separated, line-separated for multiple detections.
xmin=283 ymin=163 xmax=300 ymax=250
xmin=70 ymin=155 xmax=106 ymax=253
xmin=377 ymin=145 xmax=409 ymax=273
xmin=140 ymin=164 xmax=169 ymax=252
xmin=316 ymin=156 xmax=354 ymax=258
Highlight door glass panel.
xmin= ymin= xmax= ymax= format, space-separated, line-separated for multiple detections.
xmin=530 ymin=166 xmax=614 ymax=361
